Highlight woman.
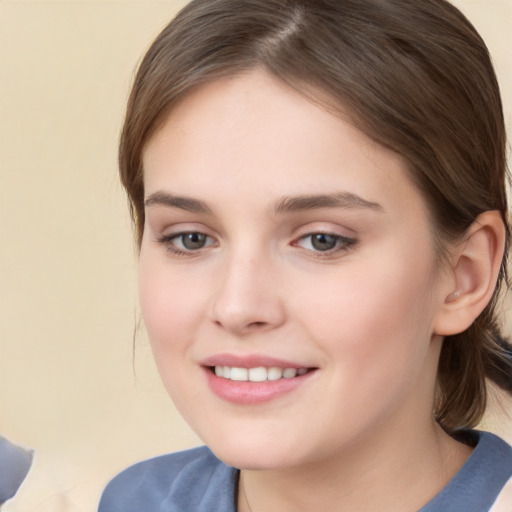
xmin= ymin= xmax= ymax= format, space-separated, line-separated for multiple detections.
xmin=99 ymin=0 xmax=512 ymax=510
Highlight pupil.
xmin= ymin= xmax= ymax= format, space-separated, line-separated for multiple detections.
xmin=183 ymin=233 xmax=206 ymax=250
xmin=312 ymin=234 xmax=337 ymax=251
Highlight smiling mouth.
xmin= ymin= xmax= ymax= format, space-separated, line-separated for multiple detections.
xmin=211 ymin=366 xmax=312 ymax=382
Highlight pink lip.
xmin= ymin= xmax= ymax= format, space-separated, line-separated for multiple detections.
xmin=201 ymin=353 xmax=317 ymax=405
xmin=201 ymin=353 xmax=309 ymax=369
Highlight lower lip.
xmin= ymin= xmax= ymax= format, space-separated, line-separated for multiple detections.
xmin=204 ymin=367 xmax=315 ymax=404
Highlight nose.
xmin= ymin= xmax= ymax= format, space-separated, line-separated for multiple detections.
xmin=209 ymin=251 xmax=285 ymax=336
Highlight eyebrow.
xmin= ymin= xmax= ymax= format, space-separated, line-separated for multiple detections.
xmin=273 ymin=192 xmax=383 ymax=214
xmin=144 ymin=190 xmax=383 ymax=215
xmin=144 ymin=191 xmax=213 ymax=214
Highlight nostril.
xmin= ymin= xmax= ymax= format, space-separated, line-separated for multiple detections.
xmin=248 ymin=321 xmax=267 ymax=329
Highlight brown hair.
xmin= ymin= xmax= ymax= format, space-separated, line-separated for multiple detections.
xmin=119 ymin=0 xmax=511 ymax=431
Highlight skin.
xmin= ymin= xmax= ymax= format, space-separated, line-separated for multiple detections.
xmin=139 ymin=69 xmax=474 ymax=512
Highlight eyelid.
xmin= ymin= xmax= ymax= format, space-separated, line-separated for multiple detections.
xmin=153 ymin=222 xmax=357 ymax=258
xmin=291 ymin=230 xmax=358 ymax=258
xmin=156 ymin=229 xmax=218 ymax=255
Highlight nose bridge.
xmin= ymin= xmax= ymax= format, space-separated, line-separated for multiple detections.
xmin=210 ymin=242 xmax=284 ymax=335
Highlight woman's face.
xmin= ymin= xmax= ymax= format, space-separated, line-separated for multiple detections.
xmin=139 ymin=69 xmax=452 ymax=470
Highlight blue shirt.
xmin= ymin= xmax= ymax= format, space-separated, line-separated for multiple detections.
xmin=99 ymin=431 xmax=512 ymax=512
xmin=0 ymin=435 xmax=33 ymax=505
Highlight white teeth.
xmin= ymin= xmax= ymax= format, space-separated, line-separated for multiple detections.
xmin=248 ymin=367 xmax=267 ymax=382
xmin=283 ymin=368 xmax=297 ymax=379
xmin=267 ymin=367 xmax=283 ymax=381
xmin=213 ymin=366 xmax=308 ymax=382
xmin=230 ymin=367 xmax=248 ymax=381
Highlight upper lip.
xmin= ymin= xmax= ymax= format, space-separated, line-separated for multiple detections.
xmin=201 ymin=353 xmax=314 ymax=369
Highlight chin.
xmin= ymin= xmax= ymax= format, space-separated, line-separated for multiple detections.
xmin=213 ymin=446 xmax=297 ymax=471
xmin=201 ymin=430 xmax=304 ymax=470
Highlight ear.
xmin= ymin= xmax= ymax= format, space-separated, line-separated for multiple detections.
xmin=434 ymin=210 xmax=506 ymax=336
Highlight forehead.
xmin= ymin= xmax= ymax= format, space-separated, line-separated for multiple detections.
xmin=142 ymin=69 xmax=427 ymax=220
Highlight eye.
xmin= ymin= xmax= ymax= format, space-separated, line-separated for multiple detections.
xmin=293 ymin=232 xmax=356 ymax=254
xmin=177 ymin=232 xmax=211 ymax=250
xmin=157 ymin=231 xmax=216 ymax=253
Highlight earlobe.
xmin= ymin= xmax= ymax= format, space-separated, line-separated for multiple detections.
xmin=434 ymin=210 xmax=506 ymax=336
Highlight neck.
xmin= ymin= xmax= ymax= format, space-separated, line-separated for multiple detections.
xmin=238 ymin=420 xmax=472 ymax=512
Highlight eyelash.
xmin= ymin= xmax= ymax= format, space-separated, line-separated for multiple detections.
xmin=156 ymin=231 xmax=357 ymax=258
xmin=292 ymin=232 xmax=357 ymax=257
xmin=156 ymin=231 xmax=217 ymax=256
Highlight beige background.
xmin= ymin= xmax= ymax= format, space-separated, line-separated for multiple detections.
xmin=0 ymin=1 xmax=511 ymax=511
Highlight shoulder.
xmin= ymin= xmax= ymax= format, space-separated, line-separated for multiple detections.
xmin=98 ymin=446 xmax=238 ymax=512
xmin=459 ymin=431 xmax=512 ymax=507
xmin=490 ymin=477 xmax=512 ymax=512
xmin=421 ymin=430 xmax=512 ymax=512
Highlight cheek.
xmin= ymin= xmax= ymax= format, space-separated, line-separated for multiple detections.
xmin=297 ymin=249 xmax=438 ymax=385
xmin=138 ymin=257 xmax=213 ymax=416
xmin=138 ymin=257 xmax=206 ymax=356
